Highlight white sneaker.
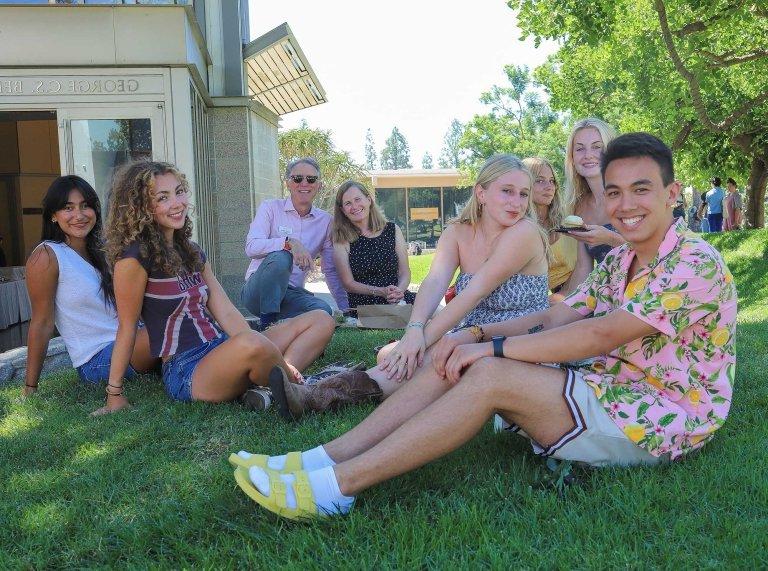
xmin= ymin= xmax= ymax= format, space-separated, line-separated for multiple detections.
xmin=240 ymin=387 xmax=272 ymax=411
xmin=493 ymin=414 xmax=511 ymax=433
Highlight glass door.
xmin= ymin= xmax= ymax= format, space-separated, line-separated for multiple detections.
xmin=59 ymin=106 xmax=166 ymax=208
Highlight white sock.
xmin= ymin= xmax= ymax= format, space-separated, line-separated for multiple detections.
xmin=237 ymin=445 xmax=335 ymax=471
xmin=248 ymin=465 xmax=355 ymax=516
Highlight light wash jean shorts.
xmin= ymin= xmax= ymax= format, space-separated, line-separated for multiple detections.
xmin=161 ymin=334 xmax=228 ymax=402
xmin=76 ymin=341 xmax=138 ymax=385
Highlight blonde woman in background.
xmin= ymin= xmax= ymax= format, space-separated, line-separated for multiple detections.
xmin=563 ymin=118 xmax=624 ymax=285
xmin=523 ymin=157 xmax=577 ymax=302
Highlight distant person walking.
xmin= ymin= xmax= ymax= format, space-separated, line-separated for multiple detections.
xmin=723 ymin=178 xmax=743 ymax=231
xmin=698 ymin=192 xmax=710 ymax=232
xmin=705 ymin=177 xmax=725 ymax=232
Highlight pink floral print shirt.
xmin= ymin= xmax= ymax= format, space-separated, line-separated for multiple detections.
xmin=564 ymin=219 xmax=737 ymax=460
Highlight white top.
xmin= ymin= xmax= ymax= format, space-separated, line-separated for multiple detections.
xmin=41 ymin=241 xmax=118 ymax=367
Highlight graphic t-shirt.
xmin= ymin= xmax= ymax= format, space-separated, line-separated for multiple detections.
xmin=564 ymin=219 xmax=737 ymax=460
xmin=122 ymin=242 xmax=222 ymax=358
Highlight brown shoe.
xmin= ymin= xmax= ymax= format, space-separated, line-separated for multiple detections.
xmin=268 ymin=366 xmax=382 ymax=421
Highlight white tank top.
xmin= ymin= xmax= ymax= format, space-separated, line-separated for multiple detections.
xmin=40 ymin=241 xmax=119 ymax=367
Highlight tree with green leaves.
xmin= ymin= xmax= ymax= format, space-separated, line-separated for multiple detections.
xmin=380 ymin=127 xmax=412 ymax=169
xmin=438 ymin=119 xmax=465 ymax=168
xmin=459 ymin=64 xmax=568 ymax=178
xmin=279 ymin=120 xmax=368 ymax=210
xmin=422 ymin=152 xmax=434 ymax=169
xmin=510 ymin=0 xmax=768 ymax=227
xmin=364 ymin=128 xmax=378 ymax=171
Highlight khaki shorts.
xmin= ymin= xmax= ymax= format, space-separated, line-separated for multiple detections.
xmin=496 ymin=369 xmax=666 ymax=468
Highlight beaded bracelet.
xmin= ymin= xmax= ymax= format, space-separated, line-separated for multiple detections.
xmin=406 ymin=321 xmax=425 ymax=329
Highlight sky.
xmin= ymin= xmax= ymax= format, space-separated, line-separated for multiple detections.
xmin=248 ymin=0 xmax=558 ymax=168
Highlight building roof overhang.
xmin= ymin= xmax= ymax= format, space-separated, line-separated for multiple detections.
xmin=370 ymin=169 xmax=470 ymax=189
xmin=243 ymin=22 xmax=326 ymax=116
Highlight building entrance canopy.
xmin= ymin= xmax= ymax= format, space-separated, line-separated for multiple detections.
xmin=243 ymin=23 xmax=326 ymax=116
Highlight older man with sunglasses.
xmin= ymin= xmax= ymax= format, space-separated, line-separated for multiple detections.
xmin=242 ymin=158 xmax=348 ymax=329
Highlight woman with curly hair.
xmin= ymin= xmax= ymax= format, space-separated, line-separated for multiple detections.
xmin=24 ymin=176 xmax=157 ymax=396
xmin=93 ymin=161 xmax=336 ymax=415
xmin=522 ymin=157 xmax=577 ymax=301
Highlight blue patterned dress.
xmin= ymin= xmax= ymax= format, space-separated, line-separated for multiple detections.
xmin=452 ymin=272 xmax=549 ymax=330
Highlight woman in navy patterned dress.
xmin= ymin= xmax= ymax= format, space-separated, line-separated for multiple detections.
xmin=331 ymin=181 xmax=415 ymax=308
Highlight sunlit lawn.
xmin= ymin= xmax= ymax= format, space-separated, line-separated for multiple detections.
xmin=1 ymin=230 xmax=766 ymax=567
xmin=408 ymin=252 xmax=434 ymax=285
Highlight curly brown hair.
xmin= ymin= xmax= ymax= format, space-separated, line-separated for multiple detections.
xmin=105 ymin=160 xmax=203 ymax=275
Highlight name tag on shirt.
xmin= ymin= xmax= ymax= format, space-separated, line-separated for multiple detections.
xmin=278 ymin=226 xmax=293 ymax=236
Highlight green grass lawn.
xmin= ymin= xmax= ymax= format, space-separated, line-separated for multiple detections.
xmin=409 ymin=252 xmax=434 ymax=285
xmin=2 ymin=230 xmax=767 ymax=568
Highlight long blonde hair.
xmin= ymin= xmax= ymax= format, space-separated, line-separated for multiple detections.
xmin=523 ymin=156 xmax=569 ymax=231
xmin=332 ymin=180 xmax=387 ymax=244
xmin=105 ymin=160 xmax=202 ymax=275
xmin=564 ymin=118 xmax=617 ymax=211
xmin=455 ymin=154 xmax=549 ymax=258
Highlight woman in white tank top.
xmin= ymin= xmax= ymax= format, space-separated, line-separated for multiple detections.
xmin=23 ymin=176 xmax=158 ymax=397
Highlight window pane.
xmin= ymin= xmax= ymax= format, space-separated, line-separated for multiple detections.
xmin=375 ymin=188 xmax=407 ymax=239
xmin=443 ymin=186 xmax=472 ymax=221
xmin=408 ymin=187 xmax=441 ymax=248
xmin=71 ymin=118 xmax=152 ymax=209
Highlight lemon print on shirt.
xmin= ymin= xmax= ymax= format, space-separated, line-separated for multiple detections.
xmin=624 ymin=276 xmax=648 ymax=299
xmin=623 ymin=424 xmax=645 ymax=443
xmin=646 ymin=375 xmax=665 ymax=391
xmin=711 ymin=328 xmax=729 ymax=347
xmin=661 ymin=293 xmax=683 ymax=310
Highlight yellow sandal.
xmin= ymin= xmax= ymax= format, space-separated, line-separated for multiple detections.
xmin=227 ymin=450 xmax=302 ymax=471
xmin=233 ymin=466 xmax=322 ymax=521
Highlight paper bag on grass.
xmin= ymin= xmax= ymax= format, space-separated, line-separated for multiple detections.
xmin=356 ymin=304 xmax=413 ymax=329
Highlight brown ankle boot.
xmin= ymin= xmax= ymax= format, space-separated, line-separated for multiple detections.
xmin=268 ymin=366 xmax=382 ymax=421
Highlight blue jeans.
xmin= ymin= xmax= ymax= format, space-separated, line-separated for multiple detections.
xmin=77 ymin=341 xmax=138 ymax=385
xmin=241 ymin=250 xmax=332 ymax=320
xmin=707 ymin=213 xmax=723 ymax=232
xmin=161 ymin=334 xmax=228 ymax=402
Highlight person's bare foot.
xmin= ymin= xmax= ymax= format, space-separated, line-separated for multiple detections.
xmin=91 ymin=394 xmax=132 ymax=416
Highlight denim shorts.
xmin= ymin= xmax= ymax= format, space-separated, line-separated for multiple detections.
xmin=76 ymin=342 xmax=138 ymax=385
xmin=161 ymin=334 xmax=228 ymax=402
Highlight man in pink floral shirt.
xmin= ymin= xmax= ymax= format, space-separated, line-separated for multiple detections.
xmin=562 ymin=216 xmax=736 ymax=458
xmin=230 ymin=134 xmax=737 ymax=520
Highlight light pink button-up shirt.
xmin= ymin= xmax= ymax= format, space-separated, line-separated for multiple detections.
xmin=244 ymin=197 xmax=349 ymax=310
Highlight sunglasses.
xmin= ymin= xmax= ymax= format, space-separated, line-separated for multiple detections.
xmin=289 ymin=175 xmax=319 ymax=184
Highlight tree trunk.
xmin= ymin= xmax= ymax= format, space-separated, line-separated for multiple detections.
xmin=745 ymin=154 xmax=767 ymax=229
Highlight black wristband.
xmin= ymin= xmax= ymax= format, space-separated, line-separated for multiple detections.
xmin=492 ymin=335 xmax=506 ymax=358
